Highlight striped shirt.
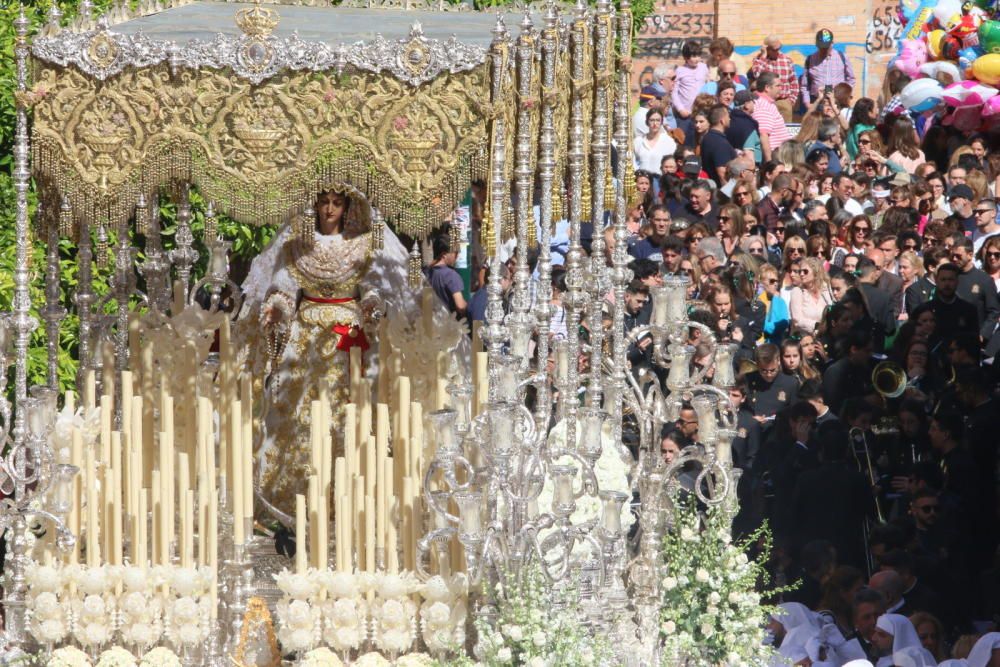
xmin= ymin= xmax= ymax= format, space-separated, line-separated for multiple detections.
xmin=750 ymin=53 xmax=800 ymax=102
xmin=751 ymin=93 xmax=791 ymax=149
xmin=801 ymin=49 xmax=856 ymax=104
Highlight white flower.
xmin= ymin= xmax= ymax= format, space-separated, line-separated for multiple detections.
xmin=122 ymin=567 xmax=151 ymax=592
xmin=496 ymin=647 xmax=512 ymax=662
xmin=505 ymin=624 xmax=523 ymax=641
xmin=422 ymin=601 xmax=451 ymax=628
xmin=379 ymin=599 xmax=408 ymax=628
xmin=122 ymin=591 xmax=151 ymax=618
xmin=140 ymin=647 xmax=181 ymax=667
xmin=82 ymin=621 xmax=109 ymax=645
xmin=376 ymin=572 xmax=413 ymax=599
xmin=283 ymin=627 xmax=315 ymax=651
xmin=95 ymin=646 xmax=138 ymax=667
xmin=49 ymin=646 xmax=92 ymax=667
xmin=284 ymin=599 xmax=314 ymax=629
xmin=170 ymin=596 xmax=199 ymax=623
xmin=680 ymin=526 xmax=696 ymax=541
xmin=661 ymin=620 xmax=676 ymax=635
xmin=127 ymin=622 xmax=157 ymax=647
xmin=708 ymin=592 xmax=721 ymax=605
xmin=326 ymin=571 xmax=359 ymax=598
xmin=532 ymin=630 xmax=547 ymax=647
xmin=353 ymin=652 xmax=390 ymax=667
xmin=736 ymin=553 xmax=749 ymax=566
xmin=278 ymin=570 xmax=318 ymax=599
xmin=395 ymin=654 xmax=433 ymax=667
xmin=169 ymin=567 xmax=210 ymax=597
xmin=661 ymin=576 xmax=677 ymax=591
xmin=380 ymin=628 xmax=413 ymax=653
xmin=325 ymin=624 xmax=363 ymax=651
xmin=176 ymin=622 xmax=202 ymax=645
xmin=700 ymin=622 xmax=715 ymax=638
xmin=77 ymin=567 xmax=110 ymax=595
xmin=300 ymin=647 xmax=344 ymax=667
xmin=32 ymin=591 xmax=61 ymax=619
xmin=527 ymin=657 xmax=547 ymax=667
xmin=26 ymin=564 xmax=62 ymax=593
xmin=421 ymin=576 xmax=452 ymax=603
xmin=36 ymin=618 xmax=67 ymax=642
xmin=330 ymin=598 xmax=360 ymax=627
xmin=728 ymin=591 xmax=741 ymax=604
xmin=695 ymin=568 xmax=710 ymax=583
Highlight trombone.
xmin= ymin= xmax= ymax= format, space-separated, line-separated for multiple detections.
xmin=850 ymin=425 xmax=885 ymax=579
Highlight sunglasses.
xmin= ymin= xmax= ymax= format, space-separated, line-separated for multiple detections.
xmin=975 ymin=209 xmax=995 ymax=216
xmin=787 ymin=247 xmax=804 ymax=254
xmin=794 ymin=268 xmax=810 ymax=274
xmin=734 ymin=191 xmax=750 ymax=198
xmin=764 ymin=277 xmax=778 ymax=284
xmin=749 ymin=247 xmax=765 ymax=254
xmin=858 ymin=139 xmax=871 ymax=145
xmin=903 ymin=243 xmax=918 ymax=250
xmin=988 ymin=252 xmax=1000 ymax=259
xmin=890 ymin=199 xmax=905 ymax=205
xmin=775 ymin=226 xmax=786 ymax=233
xmin=854 ymin=227 xmax=870 ymax=234
xmin=719 ymin=215 xmax=731 ymax=222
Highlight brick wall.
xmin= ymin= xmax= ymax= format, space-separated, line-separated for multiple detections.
xmin=633 ymin=0 xmax=901 ymax=106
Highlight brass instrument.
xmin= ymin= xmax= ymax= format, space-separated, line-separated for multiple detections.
xmin=872 ymin=360 xmax=907 ymax=399
xmin=850 ymin=426 xmax=886 ymax=578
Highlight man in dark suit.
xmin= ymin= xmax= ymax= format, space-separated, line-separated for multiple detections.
xmin=950 ymin=236 xmax=1000 ymax=340
xmin=927 ymin=263 xmax=980 ymax=349
xmin=822 ymin=326 xmax=876 ymax=415
xmin=904 ymin=247 xmax=948 ymax=316
xmin=791 ymin=420 xmax=875 ymax=570
xmin=854 ymin=258 xmax=896 ymax=345
xmin=868 ymin=247 xmax=904 ymax=321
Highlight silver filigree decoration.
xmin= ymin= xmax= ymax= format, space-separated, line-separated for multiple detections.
xmin=32 ymin=22 xmax=486 ymax=86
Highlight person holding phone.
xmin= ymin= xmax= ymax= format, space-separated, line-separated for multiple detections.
xmin=801 ymin=29 xmax=856 ymax=108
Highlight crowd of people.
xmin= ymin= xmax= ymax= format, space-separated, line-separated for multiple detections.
xmin=623 ymin=31 xmax=1000 ymax=667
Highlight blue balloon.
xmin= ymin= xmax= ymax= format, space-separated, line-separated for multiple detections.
xmin=960 ymin=46 xmax=985 ymax=72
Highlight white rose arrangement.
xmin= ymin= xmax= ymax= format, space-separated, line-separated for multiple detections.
xmin=138 ymin=647 xmax=181 ymax=667
xmin=313 ymin=571 xmax=368 ymax=655
xmin=474 ymin=564 xmax=610 ymax=667
xmin=352 ymin=652 xmax=390 ymax=667
xmin=418 ymin=574 xmax=467 ymax=655
xmin=48 ymin=646 xmax=92 ymax=667
xmin=67 ymin=565 xmax=121 ymax=648
xmin=369 ymin=572 xmax=419 ymax=655
xmin=657 ymin=497 xmax=784 ymax=666
xmin=273 ymin=569 xmax=322 ymax=654
xmin=95 ymin=646 xmax=137 ymax=667
xmin=395 ymin=653 xmax=435 ymax=667
xmin=51 ymin=403 xmax=100 ymax=464
xmin=162 ymin=566 xmax=213 ymax=650
xmin=26 ymin=561 xmax=69 ymax=645
xmin=119 ymin=566 xmax=165 ymax=650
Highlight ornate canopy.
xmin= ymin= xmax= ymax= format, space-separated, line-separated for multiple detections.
xmin=25 ymin=1 xmax=527 ymax=237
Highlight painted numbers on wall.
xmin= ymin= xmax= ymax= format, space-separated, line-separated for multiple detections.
xmin=865 ymin=0 xmax=903 ymax=54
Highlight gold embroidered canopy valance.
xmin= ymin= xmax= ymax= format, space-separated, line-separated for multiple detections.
xmin=27 ymin=1 xmax=504 ymax=238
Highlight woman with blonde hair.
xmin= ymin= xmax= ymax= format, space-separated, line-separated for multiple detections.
xmin=897 ymin=249 xmax=923 ymax=319
xmin=909 ymin=612 xmax=948 ymax=663
xmin=779 ymin=235 xmax=808 ymax=301
xmin=981 ymin=235 xmax=1000 ymax=291
xmin=775 ymin=140 xmax=805 ymax=170
xmin=788 ymin=257 xmax=833 ymax=334
xmin=756 ymin=262 xmax=789 ymax=343
xmin=966 ymin=169 xmax=990 ymax=202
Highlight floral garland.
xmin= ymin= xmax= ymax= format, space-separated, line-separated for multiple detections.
xmin=657 ymin=497 xmax=784 ymax=666
xmin=272 ymin=569 xmax=468 ymax=660
xmin=24 ymin=563 xmax=213 ymax=656
xmin=473 ymin=564 xmax=611 ymax=667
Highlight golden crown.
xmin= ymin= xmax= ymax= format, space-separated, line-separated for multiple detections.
xmin=235 ymin=1 xmax=280 ymax=39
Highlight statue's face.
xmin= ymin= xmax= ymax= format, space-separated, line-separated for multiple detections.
xmin=315 ymin=191 xmax=347 ymax=228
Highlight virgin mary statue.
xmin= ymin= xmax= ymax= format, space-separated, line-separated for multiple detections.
xmin=236 ymin=183 xmax=464 ymax=523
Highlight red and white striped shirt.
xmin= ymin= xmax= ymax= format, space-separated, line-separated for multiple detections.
xmin=751 ymin=93 xmax=791 ymax=149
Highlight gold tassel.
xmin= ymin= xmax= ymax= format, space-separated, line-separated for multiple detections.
xmin=481 ymin=206 xmax=496 ymax=258
xmin=135 ymin=193 xmax=148 ymax=236
xmin=408 ymin=241 xmax=422 ymax=288
xmin=604 ymin=172 xmax=616 ymax=211
xmin=298 ymin=207 xmax=315 ymax=249
xmin=551 ymin=180 xmax=564 ymax=222
xmin=623 ymin=160 xmax=636 ymax=205
xmin=581 ymin=181 xmax=592 ymax=222
xmin=59 ymin=197 xmax=73 ymax=238
xmin=96 ymin=224 xmax=109 ymax=269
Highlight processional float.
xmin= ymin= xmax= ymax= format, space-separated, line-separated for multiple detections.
xmin=1 ymin=0 xmax=748 ymax=664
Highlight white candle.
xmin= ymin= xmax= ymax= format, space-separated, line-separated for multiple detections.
xmin=231 ymin=401 xmax=244 ymax=545
xmin=137 ymin=489 xmax=147 ymax=569
xmin=295 ymin=494 xmax=307 ymax=574
xmin=151 ymin=471 xmax=161 ymax=566
xmin=85 ymin=448 xmax=99 ymax=566
xmin=111 ymin=432 xmax=123 ymax=565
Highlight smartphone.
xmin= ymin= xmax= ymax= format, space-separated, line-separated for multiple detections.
xmin=824 ymin=85 xmax=833 ymax=95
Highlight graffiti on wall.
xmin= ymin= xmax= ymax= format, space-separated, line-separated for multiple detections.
xmin=633 ymin=0 xmax=715 ymax=91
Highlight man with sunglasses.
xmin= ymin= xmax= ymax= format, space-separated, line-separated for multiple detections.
xmin=946 ymin=184 xmax=976 ymax=236
xmin=949 ymin=237 xmax=999 ymax=341
xmin=750 ymin=36 xmax=799 ymax=123
xmin=972 ymin=197 xmax=1000 ymax=259
xmin=700 ymin=59 xmax=747 ymax=96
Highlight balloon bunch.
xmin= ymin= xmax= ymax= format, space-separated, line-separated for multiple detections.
xmin=893 ymin=0 xmax=1000 ymax=131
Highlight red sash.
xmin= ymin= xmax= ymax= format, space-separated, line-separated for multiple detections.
xmin=302 ymin=296 xmax=370 ymax=353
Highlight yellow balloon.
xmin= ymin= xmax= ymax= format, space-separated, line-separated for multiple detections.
xmin=972 ymin=53 xmax=1000 ymax=86
xmin=927 ymin=29 xmax=946 ymax=59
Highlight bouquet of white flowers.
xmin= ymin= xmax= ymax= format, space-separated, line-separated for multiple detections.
xmin=474 ymin=564 xmax=610 ymax=667
xmin=658 ymin=497 xmax=784 ymax=666
xmin=26 ymin=561 xmax=70 ymax=645
xmin=138 ymin=647 xmax=181 ymax=667
xmin=49 ymin=646 xmax=92 ymax=667
xmin=95 ymin=646 xmax=137 ymax=667
xmin=369 ymin=572 xmax=419 ymax=656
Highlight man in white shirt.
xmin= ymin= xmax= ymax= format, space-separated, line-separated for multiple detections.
xmin=973 ymin=197 xmax=1000 ymax=261
xmin=819 ymin=173 xmax=865 ymax=216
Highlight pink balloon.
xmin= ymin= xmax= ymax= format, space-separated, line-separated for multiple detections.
xmin=981 ymin=94 xmax=1000 ymax=118
xmin=942 ymin=79 xmax=998 ymax=107
xmin=893 ymin=39 xmax=928 ymax=79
